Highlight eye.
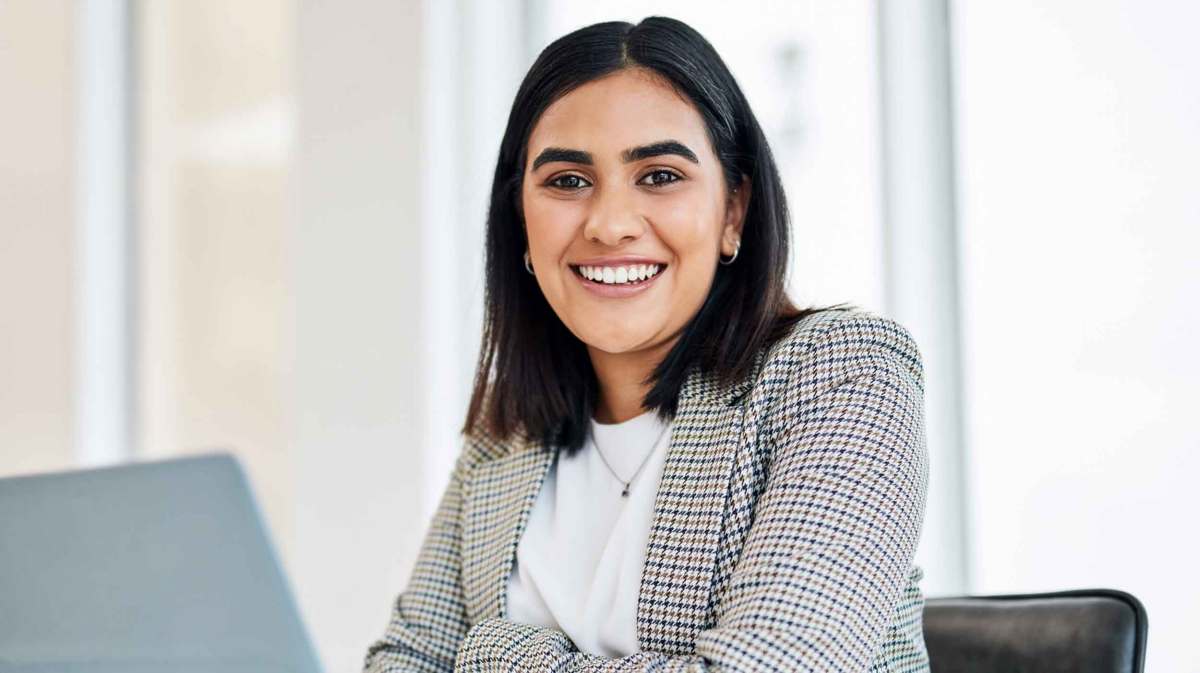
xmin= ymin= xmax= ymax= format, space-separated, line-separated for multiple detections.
xmin=638 ymin=169 xmax=683 ymax=188
xmin=547 ymin=173 xmax=592 ymax=191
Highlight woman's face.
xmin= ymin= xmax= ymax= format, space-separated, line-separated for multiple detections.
xmin=521 ymin=67 xmax=748 ymax=358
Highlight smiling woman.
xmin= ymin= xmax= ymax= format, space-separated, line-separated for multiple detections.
xmin=364 ymin=15 xmax=930 ymax=673
xmin=520 ymin=68 xmax=756 ymax=427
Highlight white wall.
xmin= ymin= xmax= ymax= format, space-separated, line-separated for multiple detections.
xmin=292 ymin=2 xmax=429 ymax=670
xmin=877 ymin=0 xmax=970 ymax=597
xmin=952 ymin=2 xmax=1200 ymax=671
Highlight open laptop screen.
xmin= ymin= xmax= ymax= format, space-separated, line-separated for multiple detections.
xmin=0 ymin=453 xmax=323 ymax=673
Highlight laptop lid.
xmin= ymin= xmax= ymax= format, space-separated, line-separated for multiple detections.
xmin=0 ymin=452 xmax=323 ymax=673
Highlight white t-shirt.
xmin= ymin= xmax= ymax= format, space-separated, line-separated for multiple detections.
xmin=504 ymin=409 xmax=674 ymax=658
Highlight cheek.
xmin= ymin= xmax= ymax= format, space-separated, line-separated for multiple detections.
xmin=654 ymin=195 xmax=723 ymax=308
xmin=645 ymin=193 xmax=720 ymax=255
xmin=523 ymin=194 xmax=580 ymax=257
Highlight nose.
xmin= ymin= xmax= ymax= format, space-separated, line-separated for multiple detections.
xmin=582 ymin=184 xmax=646 ymax=246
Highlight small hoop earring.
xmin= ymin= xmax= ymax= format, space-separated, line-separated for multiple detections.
xmin=718 ymin=239 xmax=741 ymax=266
xmin=524 ymin=250 xmax=534 ymax=275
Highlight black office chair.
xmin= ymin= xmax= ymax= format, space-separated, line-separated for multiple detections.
xmin=923 ymin=588 xmax=1147 ymax=673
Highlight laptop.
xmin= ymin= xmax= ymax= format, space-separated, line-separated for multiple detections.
xmin=0 ymin=452 xmax=324 ymax=673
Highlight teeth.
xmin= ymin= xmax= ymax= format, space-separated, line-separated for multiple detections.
xmin=580 ymin=264 xmax=662 ymax=285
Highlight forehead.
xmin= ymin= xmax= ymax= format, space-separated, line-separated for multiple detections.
xmin=526 ymin=68 xmax=711 ymax=165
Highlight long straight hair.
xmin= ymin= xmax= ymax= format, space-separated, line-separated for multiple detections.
xmin=462 ymin=16 xmax=847 ymax=455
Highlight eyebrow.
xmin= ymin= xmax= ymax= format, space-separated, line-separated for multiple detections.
xmin=530 ymin=140 xmax=700 ymax=172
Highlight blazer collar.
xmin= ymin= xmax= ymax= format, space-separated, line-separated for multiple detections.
xmin=461 ymin=348 xmax=767 ymax=654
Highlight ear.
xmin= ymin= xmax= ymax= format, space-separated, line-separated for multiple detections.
xmin=721 ymin=174 xmax=751 ymax=257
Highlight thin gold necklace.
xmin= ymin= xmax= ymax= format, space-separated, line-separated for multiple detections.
xmin=591 ymin=419 xmax=671 ymax=497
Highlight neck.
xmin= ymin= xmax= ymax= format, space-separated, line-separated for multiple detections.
xmin=588 ymin=334 xmax=680 ymax=424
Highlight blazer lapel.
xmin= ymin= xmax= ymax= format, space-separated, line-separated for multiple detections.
xmin=461 ymin=431 xmax=555 ymax=625
xmin=635 ymin=360 xmax=760 ymax=656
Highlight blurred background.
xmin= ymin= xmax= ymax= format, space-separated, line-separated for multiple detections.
xmin=1 ymin=0 xmax=1196 ymax=670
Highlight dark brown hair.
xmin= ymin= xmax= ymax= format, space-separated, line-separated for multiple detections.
xmin=462 ymin=16 xmax=847 ymax=455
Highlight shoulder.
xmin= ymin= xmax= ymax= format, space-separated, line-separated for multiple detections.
xmin=766 ymin=307 xmax=923 ymax=382
xmin=751 ymin=308 xmax=925 ymax=427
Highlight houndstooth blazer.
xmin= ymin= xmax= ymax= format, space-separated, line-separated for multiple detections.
xmin=364 ymin=308 xmax=930 ymax=672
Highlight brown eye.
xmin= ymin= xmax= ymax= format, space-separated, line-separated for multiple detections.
xmin=639 ymin=169 xmax=682 ymax=188
xmin=548 ymin=174 xmax=591 ymax=190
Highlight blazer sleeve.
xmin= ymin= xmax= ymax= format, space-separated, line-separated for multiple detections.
xmin=453 ymin=320 xmax=929 ymax=672
xmin=363 ymin=445 xmax=475 ymax=673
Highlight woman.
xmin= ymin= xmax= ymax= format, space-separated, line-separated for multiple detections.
xmin=364 ymin=16 xmax=929 ymax=673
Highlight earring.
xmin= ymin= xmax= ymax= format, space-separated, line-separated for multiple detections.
xmin=718 ymin=239 xmax=741 ymax=266
xmin=524 ymin=250 xmax=534 ymax=274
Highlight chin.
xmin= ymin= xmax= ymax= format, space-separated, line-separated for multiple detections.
xmin=576 ymin=322 xmax=657 ymax=354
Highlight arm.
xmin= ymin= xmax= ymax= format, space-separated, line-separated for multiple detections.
xmin=454 ymin=338 xmax=928 ymax=672
xmin=363 ymin=447 xmax=476 ymax=673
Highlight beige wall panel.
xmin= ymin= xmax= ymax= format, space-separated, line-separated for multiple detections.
xmin=0 ymin=1 xmax=76 ymax=477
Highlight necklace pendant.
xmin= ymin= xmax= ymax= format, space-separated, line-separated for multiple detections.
xmin=621 ymin=484 xmax=630 ymax=497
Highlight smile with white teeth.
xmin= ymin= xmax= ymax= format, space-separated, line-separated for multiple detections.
xmin=574 ymin=263 xmax=664 ymax=285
